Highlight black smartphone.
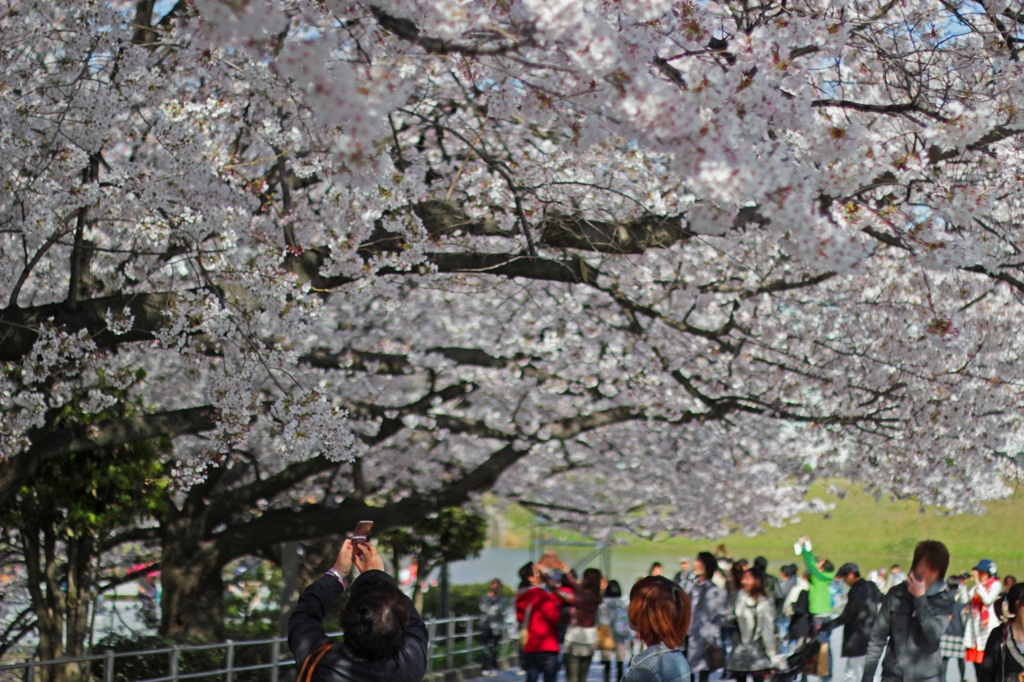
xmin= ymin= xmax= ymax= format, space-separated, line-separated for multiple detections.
xmin=352 ymin=520 xmax=373 ymax=559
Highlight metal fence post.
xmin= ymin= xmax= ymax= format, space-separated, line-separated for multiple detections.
xmin=170 ymin=644 xmax=180 ymax=681
xmin=24 ymin=658 xmax=35 ymax=682
xmin=446 ymin=619 xmax=455 ymax=671
xmin=105 ymin=649 xmax=115 ymax=682
xmin=225 ymin=639 xmax=234 ymax=682
xmin=427 ymin=620 xmax=437 ymax=673
xmin=466 ymin=617 xmax=475 ymax=666
xmin=270 ymin=636 xmax=280 ymax=682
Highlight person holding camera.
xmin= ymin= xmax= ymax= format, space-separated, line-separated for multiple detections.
xmin=287 ymin=539 xmax=427 ymax=682
xmin=517 ymin=561 xmax=566 ymax=682
xmin=795 ymin=536 xmax=837 ymax=680
xmin=964 ymin=559 xmax=1004 ymax=676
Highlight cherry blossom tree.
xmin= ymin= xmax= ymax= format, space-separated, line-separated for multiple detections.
xmin=3 ymin=0 xmax=1024 ymax=641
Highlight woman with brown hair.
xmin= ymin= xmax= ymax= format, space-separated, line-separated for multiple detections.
xmin=723 ymin=560 xmax=747 ymax=655
xmin=561 ymin=567 xmax=604 ymax=682
xmin=622 ymin=575 xmax=692 ymax=682
xmin=726 ymin=567 xmax=776 ymax=682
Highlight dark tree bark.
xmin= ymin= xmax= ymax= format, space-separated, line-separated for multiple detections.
xmin=158 ymin=545 xmax=226 ymax=640
xmin=20 ymin=527 xmax=95 ymax=682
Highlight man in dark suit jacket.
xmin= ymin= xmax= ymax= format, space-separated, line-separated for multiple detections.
xmin=288 ymin=540 xmax=428 ymax=682
xmin=822 ymin=563 xmax=883 ymax=682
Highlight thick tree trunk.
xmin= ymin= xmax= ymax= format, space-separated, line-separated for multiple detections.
xmin=154 ymin=445 xmax=521 ymax=639
xmin=21 ymin=530 xmax=93 ymax=682
xmin=159 ymin=545 xmax=226 ymax=641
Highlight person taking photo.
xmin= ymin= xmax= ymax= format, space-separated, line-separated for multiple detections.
xmin=288 ymin=540 xmax=427 ymax=682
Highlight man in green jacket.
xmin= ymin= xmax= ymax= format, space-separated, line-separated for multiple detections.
xmin=795 ymin=536 xmax=837 ymax=680
xmin=795 ymin=536 xmax=837 ymax=617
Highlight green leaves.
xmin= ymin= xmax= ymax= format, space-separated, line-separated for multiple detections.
xmin=379 ymin=507 xmax=488 ymax=569
xmin=2 ymin=378 xmax=169 ymax=540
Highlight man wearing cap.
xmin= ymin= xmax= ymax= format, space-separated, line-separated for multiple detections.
xmin=820 ymin=563 xmax=882 ymax=682
xmin=962 ymin=559 xmax=1002 ymax=675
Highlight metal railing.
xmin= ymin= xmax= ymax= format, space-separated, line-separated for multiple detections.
xmin=0 ymin=615 xmax=514 ymax=682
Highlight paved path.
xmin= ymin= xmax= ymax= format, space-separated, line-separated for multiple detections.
xmin=463 ymin=663 xmax=610 ymax=682
xmin=461 ymin=649 xmax=978 ymax=682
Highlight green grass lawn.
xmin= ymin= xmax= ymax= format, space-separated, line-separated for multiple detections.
xmin=490 ymin=481 xmax=1024 ymax=579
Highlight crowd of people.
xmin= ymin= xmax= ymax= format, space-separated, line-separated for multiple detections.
xmin=502 ymin=539 xmax=1021 ymax=682
xmin=283 ymin=538 xmax=1022 ymax=682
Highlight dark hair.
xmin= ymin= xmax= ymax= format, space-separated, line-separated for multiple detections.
xmin=912 ymin=540 xmax=950 ymax=580
xmin=729 ymin=561 xmax=746 ymax=591
xmin=696 ymin=551 xmax=719 ymax=580
xmin=628 ymin=576 xmax=691 ymax=649
xmin=341 ymin=576 xmax=409 ymax=660
xmin=1007 ymin=582 xmax=1024 ymax=615
xmin=781 ymin=564 xmax=798 ymax=579
xmin=605 ymin=580 xmax=622 ymax=598
xmin=518 ymin=562 xmax=534 ymax=588
xmin=744 ymin=567 xmax=767 ymax=599
xmin=582 ymin=567 xmax=603 ymax=595
xmin=754 ymin=556 xmax=768 ymax=570
xmin=650 ymin=562 xmax=662 ymax=572
xmin=821 ymin=560 xmax=835 ymax=573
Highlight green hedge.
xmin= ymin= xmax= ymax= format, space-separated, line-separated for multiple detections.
xmin=422 ymin=582 xmax=516 ymax=618
xmin=91 ymin=629 xmax=287 ymax=682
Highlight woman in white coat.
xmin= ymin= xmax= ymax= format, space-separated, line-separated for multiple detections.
xmin=963 ymin=559 xmax=1003 ymax=676
xmin=726 ymin=567 xmax=776 ymax=682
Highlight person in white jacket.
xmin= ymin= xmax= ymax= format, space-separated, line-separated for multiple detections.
xmin=962 ymin=559 xmax=1002 ymax=676
xmin=726 ymin=567 xmax=776 ymax=682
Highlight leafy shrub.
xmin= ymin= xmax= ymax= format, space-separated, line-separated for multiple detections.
xmin=422 ymin=582 xmax=516 ymax=618
xmin=92 ymin=632 xmax=287 ymax=682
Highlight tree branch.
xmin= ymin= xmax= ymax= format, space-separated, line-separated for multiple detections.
xmin=208 ymin=440 xmax=532 ymax=559
xmin=0 ymin=290 xmax=186 ymax=361
xmin=369 ymin=6 xmax=532 ymax=56
xmin=0 ymin=406 xmax=217 ymax=510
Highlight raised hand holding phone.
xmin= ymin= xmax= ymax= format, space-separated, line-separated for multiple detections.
xmin=907 ymin=570 xmax=926 ymax=597
xmin=351 ymin=520 xmax=373 ymax=561
xmin=333 ymin=539 xmax=355 ymax=576
xmin=353 ymin=541 xmax=385 ymax=573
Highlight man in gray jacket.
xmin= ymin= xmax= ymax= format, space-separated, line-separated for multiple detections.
xmin=684 ymin=552 xmax=727 ymax=682
xmin=862 ymin=541 xmax=955 ymax=682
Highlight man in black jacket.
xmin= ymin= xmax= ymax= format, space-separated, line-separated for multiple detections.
xmin=822 ymin=563 xmax=883 ymax=682
xmin=288 ymin=540 xmax=428 ymax=682
xmin=862 ymin=541 xmax=955 ymax=682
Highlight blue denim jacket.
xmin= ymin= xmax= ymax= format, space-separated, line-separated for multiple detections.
xmin=622 ymin=643 xmax=692 ymax=682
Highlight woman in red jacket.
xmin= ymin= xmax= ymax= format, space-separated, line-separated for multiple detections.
xmin=517 ymin=562 xmax=566 ymax=682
